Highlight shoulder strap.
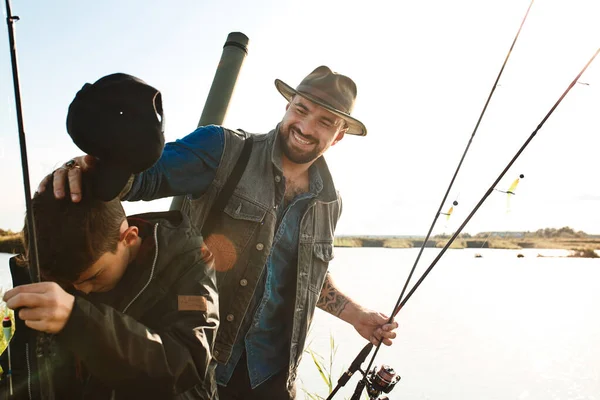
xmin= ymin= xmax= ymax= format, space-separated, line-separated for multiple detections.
xmin=202 ymin=133 xmax=253 ymax=234
xmin=214 ymin=133 xmax=253 ymax=214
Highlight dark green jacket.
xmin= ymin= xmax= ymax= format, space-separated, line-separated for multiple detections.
xmin=0 ymin=211 xmax=219 ymax=399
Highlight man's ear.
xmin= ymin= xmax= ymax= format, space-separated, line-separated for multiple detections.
xmin=332 ymin=129 xmax=346 ymax=146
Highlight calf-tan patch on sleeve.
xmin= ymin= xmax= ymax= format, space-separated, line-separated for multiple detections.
xmin=178 ymin=295 xmax=208 ymax=311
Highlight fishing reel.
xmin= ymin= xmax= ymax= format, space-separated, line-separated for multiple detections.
xmin=363 ymin=364 xmax=401 ymax=400
xmin=329 ymin=343 xmax=401 ymax=400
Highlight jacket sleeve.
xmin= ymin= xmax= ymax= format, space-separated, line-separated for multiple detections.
xmin=123 ymin=125 xmax=224 ymax=201
xmin=56 ymin=260 xmax=219 ymax=397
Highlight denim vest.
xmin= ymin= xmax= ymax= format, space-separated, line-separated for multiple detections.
xmin=187 ymin=127 xmax=341 ymax=389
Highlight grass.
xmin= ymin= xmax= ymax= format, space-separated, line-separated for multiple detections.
xmin=302 ymin=333 xmax=338 ymax=400
xmin=302 ymin=333 xmax=368 ymax=400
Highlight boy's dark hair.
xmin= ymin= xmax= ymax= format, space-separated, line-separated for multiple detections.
xmin=21 ymin=172 xmax=126 ymax=283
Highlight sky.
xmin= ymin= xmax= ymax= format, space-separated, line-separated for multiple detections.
xmin=1 ymin=0 xmax=599 ymax=236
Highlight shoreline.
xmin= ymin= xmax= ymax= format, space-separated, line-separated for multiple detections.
xmin=334 ymin=236 xmax=600 ymax=251
xmin=3 ymin=234 xmax=600 ymax=255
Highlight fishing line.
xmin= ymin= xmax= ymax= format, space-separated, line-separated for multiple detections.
xmin=395 ymin=0 xmax=535 ymax=319
xmin=392 ymin=47 xmax=599 ymax=315
xmin=328 ymin=2 xmax=537 ymax=398
xmin=358 ymin=46 xmax=598 ymax=400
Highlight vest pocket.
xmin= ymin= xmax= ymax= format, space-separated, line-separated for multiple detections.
xmin=205 ymin=194 xmax=268 ymax=283
xmin=223 ymin=195 xmax=267 ymax=222
xmin=309 ymin=242 xmax=334 ymax=294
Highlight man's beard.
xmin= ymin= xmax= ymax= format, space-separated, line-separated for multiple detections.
xmin=279 ymin=125 xmax=322 ymax=164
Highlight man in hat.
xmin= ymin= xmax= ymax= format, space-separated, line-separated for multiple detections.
xmin=44 ymin=66 xmax=398 ymax=399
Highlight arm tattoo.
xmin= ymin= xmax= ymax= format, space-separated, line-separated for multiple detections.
xmin=317 ymin=275 xmax=350 ymax=317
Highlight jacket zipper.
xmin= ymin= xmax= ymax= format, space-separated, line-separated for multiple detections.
xmin=122 ymin=223 xmax=159 ymax=313
xmin=25 ymin=343 xmax=32 ymax=400
xmin=109 ymin=223 xmax=159 ymax=398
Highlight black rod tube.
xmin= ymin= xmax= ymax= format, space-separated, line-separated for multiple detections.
xmin=170 ymin=32 xmax=249 ymax=212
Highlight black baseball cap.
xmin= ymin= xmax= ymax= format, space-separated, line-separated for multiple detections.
xmin=66 ymin=73 xmax=165 ymax=201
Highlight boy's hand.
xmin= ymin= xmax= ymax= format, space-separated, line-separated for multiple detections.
xmin=37 ymin=155 xmax=97 ymax=202
xmin=4 ymin=282 xmax=75 ymax=334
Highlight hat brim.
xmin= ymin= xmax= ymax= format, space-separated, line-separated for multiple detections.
xmin=275 ymin=79 xmax=367 ymax=136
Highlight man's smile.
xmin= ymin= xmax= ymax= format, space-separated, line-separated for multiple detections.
xmin=291 ymin=129 xmax=314 ymax=146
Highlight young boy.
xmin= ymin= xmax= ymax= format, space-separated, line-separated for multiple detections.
xmin=0 ymin=173 xmax=219 ymax=399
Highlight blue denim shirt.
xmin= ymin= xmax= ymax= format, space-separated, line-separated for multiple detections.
xmin=216 ymin=166 xmax=323 ymax=388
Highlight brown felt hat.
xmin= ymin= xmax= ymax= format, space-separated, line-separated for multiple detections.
xmin=275 ymin=66 xmax=367 ymax=136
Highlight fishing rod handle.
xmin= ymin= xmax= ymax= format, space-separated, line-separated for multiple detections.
xmin=326 ymin=342 xmax=373 ymax=400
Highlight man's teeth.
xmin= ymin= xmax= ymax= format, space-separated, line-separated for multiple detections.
xmin=293 ymin=131 xmax=311 ymax=145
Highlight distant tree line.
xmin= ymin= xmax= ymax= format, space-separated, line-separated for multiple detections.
xmin=434 ymin=227 xmax=587 ymax=240
xmin=524 ymin=226 xmax=587 ymax=238
xmin=433 ymin=232 xmax=472 ymax=239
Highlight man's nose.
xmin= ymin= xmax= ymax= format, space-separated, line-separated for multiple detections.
xmin=295 ymin=119 xmax=316 ymax=137
xmin=73 ymin=283 xmax=91 ymax=294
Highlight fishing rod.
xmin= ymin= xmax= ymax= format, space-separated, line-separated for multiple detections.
xmin=393 ymin=48 xmax=599 ymax=315
xmin=4 ymin=0 xmax=39 ymax=282
xmin=327 ymin=1 xmax=536 ymax=398
xmin=4 ymin=1 xmax=56 ymax=398
xmin=395 ymin=0 xmax=535 ymax=310
xmin=349 ymin=47 xmax=600 ymax=400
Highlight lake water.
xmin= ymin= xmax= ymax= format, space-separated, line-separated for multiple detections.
xmin=2 ymin=248 xmax=599 ymax=400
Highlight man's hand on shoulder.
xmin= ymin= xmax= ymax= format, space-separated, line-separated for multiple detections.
xmin=4 ymin=282 xmax=75 ymax=334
